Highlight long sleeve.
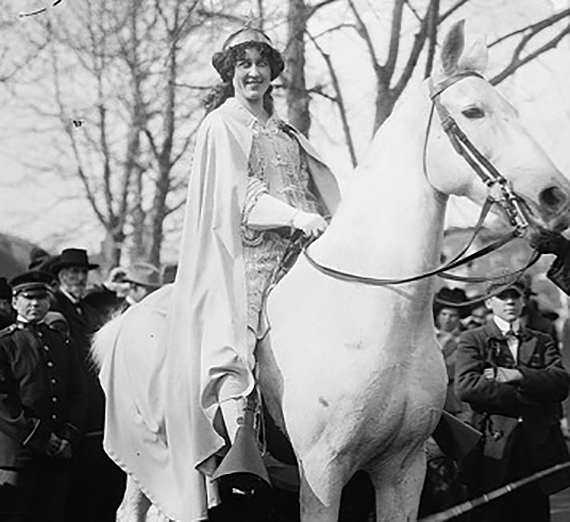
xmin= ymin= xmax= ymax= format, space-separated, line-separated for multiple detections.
xmin=517 ymin=333 xmax=569 ymax=405
xmin=454 ymin=329 xmax=520 ymax=417
xmin=0 ymin=341 xmax=50 ymax=451
xmin=243 ymin=177 xmax=298 ymax=230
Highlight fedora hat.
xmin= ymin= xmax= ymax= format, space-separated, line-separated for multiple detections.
xmin=433 ymin=287 xmax=472 ymax=319
xmin=50 ymin=248 xmax=99 ymax=274
xmin=124 ymin=262 xmax=161 ymax=289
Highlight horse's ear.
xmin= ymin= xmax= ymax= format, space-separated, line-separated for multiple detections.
xmin=440 ymin=20 xmax=466 ymax=76
xmin=458 ymin=36 xmax=488 ymax=75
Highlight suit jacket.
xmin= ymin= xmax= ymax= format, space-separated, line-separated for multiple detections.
xmin=51 ymin=291 xmax=105 ymax=433
xmin=455 ymin=321 xmax=570 ymax=495
xmin=0 ymin=321 xmax=88 ymax=468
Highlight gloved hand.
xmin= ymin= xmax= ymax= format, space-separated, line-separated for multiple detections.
xmin=46 ymin=433 xmax=64 ymax=458
xmin=292 ymin=211 xmax=328 ymax=238
xmin=528 ymin=229 xmax=570 ymax=256
xmin=46 ymin=433 xmax=73 ymax=459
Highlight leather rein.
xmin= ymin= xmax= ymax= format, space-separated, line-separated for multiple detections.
xmin=303 ymin=71 xmax=539 ymax=289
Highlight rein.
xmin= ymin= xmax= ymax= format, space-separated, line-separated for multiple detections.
xmin=302 ymin=72 xmax=534 ymax=288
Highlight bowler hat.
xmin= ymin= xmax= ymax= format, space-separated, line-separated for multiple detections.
xmin=0 ymin=278 xmax=12 ymax=300
xmin=124 ymin=262 xmax=161 ymax=289
xmin=50 ymin=248 xmax=99 ymax=274
xmin=9 ymin=271 xmax=53 ymax=297
xmin=433 ymin=287 xmax=471 ymax=319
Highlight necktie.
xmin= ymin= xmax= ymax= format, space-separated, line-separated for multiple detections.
xmin=505 ymin=328 xmax=519 ymax=362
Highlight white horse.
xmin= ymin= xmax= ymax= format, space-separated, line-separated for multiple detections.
xmin=93 ymin=21 xmax=570 ymax=522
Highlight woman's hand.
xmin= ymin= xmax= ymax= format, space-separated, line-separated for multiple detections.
xmin=292 ymin=211 xmax=328 ymax=238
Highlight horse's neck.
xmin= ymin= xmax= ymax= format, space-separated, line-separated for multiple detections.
xmin=314 ymin=83 xmax=447 ymax=286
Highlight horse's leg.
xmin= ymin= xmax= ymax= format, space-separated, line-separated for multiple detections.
xmin=368 ymin=449 xmax=426 ymax=522
xmin=298 ymin=466 xmax=343 ymax=522
xmin=116 ymin=474 xmax=152 ymax=522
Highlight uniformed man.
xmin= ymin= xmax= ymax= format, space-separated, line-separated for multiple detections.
xmin=0 ymin=271 xmax=87 ymax=521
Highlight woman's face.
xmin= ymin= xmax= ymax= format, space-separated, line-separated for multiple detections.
xmin=232 ymin=47 xmax=271 ymax=106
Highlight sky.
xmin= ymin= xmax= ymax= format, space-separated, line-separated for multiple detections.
xmin=1 ymin=0 xmax=570 ymax=259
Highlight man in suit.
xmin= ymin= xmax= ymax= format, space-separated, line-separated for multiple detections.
xmin=123 ymin=262 xmax=162 ymax=306
xmin=83 ymin=266 xmax=129 ymax=323
xmin=455 ymin=277 xmax=570 ymax=522
xmin=49 ymin=248 xmax=125 ymax=522
xmin=0 ymin=271 xmax=87 ymax=521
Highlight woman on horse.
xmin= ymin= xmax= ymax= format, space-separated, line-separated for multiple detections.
xmin=165 ymin=25 xmax=340 ymax=515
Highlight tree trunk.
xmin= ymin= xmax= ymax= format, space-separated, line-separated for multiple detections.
xmin=285 ymin=0 xmax=310 ymax=136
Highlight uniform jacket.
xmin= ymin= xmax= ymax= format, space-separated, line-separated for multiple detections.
xmin=455 ymin=321 xmax=570 ymax=494
xmin=51 ymin=291 xmax=104 ymax=433
xmin=0 ymin=321 xmax=88 ymax=469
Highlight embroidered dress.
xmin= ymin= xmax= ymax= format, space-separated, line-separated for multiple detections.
xmin=241 ymin=116 xmax=321 ymax=333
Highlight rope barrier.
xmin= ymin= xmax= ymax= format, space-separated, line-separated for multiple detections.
xmin=418 ymin=460 xmax=570 ymax=522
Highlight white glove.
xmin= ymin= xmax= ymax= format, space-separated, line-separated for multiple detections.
xmin=292 ymin=211 xmax=328 ymax=238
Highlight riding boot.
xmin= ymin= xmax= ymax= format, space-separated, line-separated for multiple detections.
xmin=213 ymin=392 xmax=271 ymax=493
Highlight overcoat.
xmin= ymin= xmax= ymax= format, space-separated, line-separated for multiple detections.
xmin=51 ymin=291 xmax=103 ymax=433
xmin=0 ymin=321 xmax=87 ymax=468
xmin=455 ymin=321 xmax=570 ymax=495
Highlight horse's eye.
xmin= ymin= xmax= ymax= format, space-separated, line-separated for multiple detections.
xmin=462 ymin=107 xmax=485 ymax=119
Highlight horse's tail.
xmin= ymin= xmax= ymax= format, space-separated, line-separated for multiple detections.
xmin=91 ymin=310 xmax=125 ymax=371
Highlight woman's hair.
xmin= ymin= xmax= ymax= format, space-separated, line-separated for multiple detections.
xmin=204 ymin=39 xmax=285 ymax=114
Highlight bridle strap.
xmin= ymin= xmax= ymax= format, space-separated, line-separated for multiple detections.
xmin=301 ymin=72 xmax=536 ymax=287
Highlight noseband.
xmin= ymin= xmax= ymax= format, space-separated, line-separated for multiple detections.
xmin=302 ymin=72 xmax=539 ymax=288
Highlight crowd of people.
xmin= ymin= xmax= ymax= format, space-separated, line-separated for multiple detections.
xmin=2 ymin=21 xmax=570 ymax=522
xmin=0 ymin=247 xmax=172 ymax=521
xmin=424 ymin=236 xmax=570 ymax=522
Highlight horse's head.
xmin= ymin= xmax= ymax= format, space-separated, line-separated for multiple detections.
xmin=426 ymin=20 xmax=570 ymax=234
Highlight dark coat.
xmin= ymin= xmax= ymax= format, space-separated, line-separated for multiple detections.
xmin=547 ymin=250 xmax=570 ymax=296
xmin=0 ymin=321 xmax=88 ymax=468
xmin=83 ymin=285 xmax=125 ymax=324
xmin=51 ymin=291 xmax=105 ymax=433
xmin=455 ymin=321 xmax=570 ymax=495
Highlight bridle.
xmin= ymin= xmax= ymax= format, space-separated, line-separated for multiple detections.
xmin=303 ymin=71 xmax=539 ymax=289
xmin=428 ymin=71 xmax=529 ymax=235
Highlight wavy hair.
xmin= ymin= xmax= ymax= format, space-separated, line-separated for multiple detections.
xmin=204 ymin=40 xmax=284 ymax=114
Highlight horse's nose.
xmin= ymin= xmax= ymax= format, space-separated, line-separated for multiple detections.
xmin=539 ymin=186 xmax=568 ymax=213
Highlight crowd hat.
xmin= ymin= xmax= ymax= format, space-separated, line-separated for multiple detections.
xmin=433 ymin=287 xmax=471 ymax=319
xmin=49 ymin=248 xmax=99 ymax=274
xmin=0 ymin=277 xmax=12 ymax=300
xmin=484 ymin=270 xmax=527 ymax=298
xmin=124 ymin=262 xmax=162 ymax=289
xmin=28 ymin=246 xmax=53 ymax=271
xmin=9 ymin=271 xmax=53 ymax=298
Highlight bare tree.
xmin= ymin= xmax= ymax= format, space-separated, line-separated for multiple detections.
xmin=306 ymin=0 xmax=570 ymax=149
xmin=32 ymin=0 xmax=217 ymax=268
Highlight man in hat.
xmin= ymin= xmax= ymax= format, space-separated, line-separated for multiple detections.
xmin=0 ymin=271 xmax=87 ymax=521
xmin=434 ymin=287 xmax=471 ymax=417
xmin=83 ymin=266 xmax=130 ymax=322
xmin=123 ymin=262 xmax=162 ymax=307
xmin=0 ymin=277 xmax=15 ymax=330
xmin=49 ymin=248 xmax=125 ymax=522
xmin=455 ymin=277 xmax=570 ymax=522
